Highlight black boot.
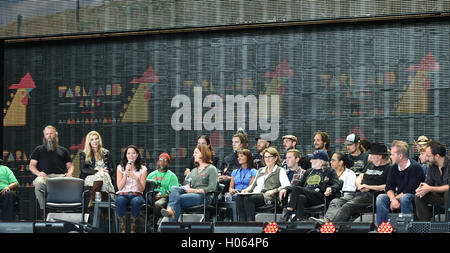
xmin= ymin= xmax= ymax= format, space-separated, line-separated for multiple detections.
xmin=281 ymin=209 xmax=293 ymax=222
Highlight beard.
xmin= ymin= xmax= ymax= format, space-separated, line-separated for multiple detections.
xmin=43 ymin=137 xmax=58 ymax=152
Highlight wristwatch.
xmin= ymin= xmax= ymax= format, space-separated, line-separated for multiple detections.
xmin=196 ymin=189 xmax=200 ymax=193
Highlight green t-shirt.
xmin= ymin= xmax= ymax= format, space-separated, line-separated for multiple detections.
xmin=188 ymin=164 xmax=218 ymax=193
xmin=147 ymin=169 xmax=179 ymax=195
xmin=0 ymin=165 xmax=18 ymax=190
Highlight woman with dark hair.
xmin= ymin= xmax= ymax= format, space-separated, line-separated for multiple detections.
xmin=161 ymin=144 xmax=218 ymax=222
xmin=184 ymin=135 xmax=220 ymax=176
xmin=226 ymin=149 xmax=258 ymax=221
xmin=229 ymin=149 xmax=257 ymax=198
xmin=115 ymin=145 xmax=148 ymax=233
xmin=330 ymin=152 xmax=357 ymax=196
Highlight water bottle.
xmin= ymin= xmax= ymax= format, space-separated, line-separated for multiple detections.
xmin=95 ymin=192 xmax=102 ymax=202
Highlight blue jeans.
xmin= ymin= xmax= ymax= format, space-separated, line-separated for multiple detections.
xmin=376 ymin=193 xmax=415 ymax=226
xmin=115 ymin=194 xmax=145 ymax=218
xmin=167 ymin=186 xmax=207 ymax=222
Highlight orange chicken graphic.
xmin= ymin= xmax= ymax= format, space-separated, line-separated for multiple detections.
xmin=3 ymin=73 xmax=36 ymax=126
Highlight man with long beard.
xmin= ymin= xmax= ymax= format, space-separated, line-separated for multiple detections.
xmin=29 ymin=125 xmax=74 ymax=216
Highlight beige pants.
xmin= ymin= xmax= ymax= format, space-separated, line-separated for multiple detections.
xmin=84 ymin=171 xmax=115 ymax=193
xmin=33 ymin=173 xmax=66 ymax=210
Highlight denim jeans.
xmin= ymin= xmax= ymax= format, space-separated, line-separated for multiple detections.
xmin=376 ymin=193 xmax=415 ymax=226
xmin=115 ymin=194 xmax=145 ymax=218
xmin=0 ymin=191 xmax=16 ymax=221
xmin=167 ymin=186 xmax=207 ymax=222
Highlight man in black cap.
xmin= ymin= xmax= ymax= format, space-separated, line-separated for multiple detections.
xmin=252 ymin=136 xmax=271 ymax=169
xmin=312 ymin=143 xmax=391 ymax=223
xmin=344 ymin=133 xmax=369 ymax=176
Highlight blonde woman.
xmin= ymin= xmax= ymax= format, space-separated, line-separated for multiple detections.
xmin=80 ymin=131 xmax=115 ymax=208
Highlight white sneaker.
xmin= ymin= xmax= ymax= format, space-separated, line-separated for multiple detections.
xmin=309 ymin=217 xmax=328 ymax=224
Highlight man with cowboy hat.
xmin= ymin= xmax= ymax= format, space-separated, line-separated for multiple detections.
xmin=312 ymin=143 xmax=392 ymax=223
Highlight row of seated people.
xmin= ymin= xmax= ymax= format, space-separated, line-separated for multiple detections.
xmin=2 ymin=125 xmax=448 ymax=233
xmin=158 ymin=138 xmax=449 ymax=230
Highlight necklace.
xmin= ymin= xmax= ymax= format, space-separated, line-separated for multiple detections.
xmin=238 ymin=167 xmax=250 ymax=184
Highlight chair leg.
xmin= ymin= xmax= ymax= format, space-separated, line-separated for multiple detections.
xmin=432 ymin=205 xmax=435 ymax=222
xmin=114 ymin=210 xmax=119 ymax=233
xmin=144 ymin=205 xmax=148 ymax=234
xmin=108 ymin=206 xmax=111 ymax=233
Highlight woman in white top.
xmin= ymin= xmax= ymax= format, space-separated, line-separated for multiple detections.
xmin=332 ymin=152 xmax=357 ymax=196
xmin=115 ymin=145 xmax=148 ymax=233
xmin=236 ymin=147 xmax=290 ymax=222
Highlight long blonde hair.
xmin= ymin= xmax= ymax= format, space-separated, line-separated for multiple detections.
xmin=84 ymin=131 xmax=104 ymax=162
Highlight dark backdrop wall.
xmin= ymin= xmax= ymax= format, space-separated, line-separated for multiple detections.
xmin=2 ymin=19 xmax=450 ymax=183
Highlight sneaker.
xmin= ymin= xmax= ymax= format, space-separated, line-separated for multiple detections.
xmin=309 ymin=217 xmax=328 ymax=224
xmin=281 ymin=209 xmax=293 ymax=222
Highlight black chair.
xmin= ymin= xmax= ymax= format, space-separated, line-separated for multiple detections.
xmin=447 ymin=188 xmax=450 ymax=222
xmin=304 ymin=195 xmax=328 ymax=218
xmin=41 ymin=177 xmax=88 ymax=223
xmin=180 ymin=183 xmax=224 ymax=222
xmin=255 ymin=193 xmax=281 ymax=222
xmin=143 ymin=179 xmax=157 ymax=233
xmin=106 ymin=179 xmax=155 ymax=233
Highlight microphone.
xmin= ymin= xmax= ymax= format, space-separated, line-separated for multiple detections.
xmin=126 ymin=160 xmax=132 ymax=177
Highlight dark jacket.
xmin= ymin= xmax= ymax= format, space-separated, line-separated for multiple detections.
xmin=79 ymin=148 xmax=114 ymax=180
xmin=287 ymin=163 xmax=341 ymax=196
xmin=220 ymin=151 xmax=240 ymax=176
xmin=425 ymin=156 xmax=449 ymax=187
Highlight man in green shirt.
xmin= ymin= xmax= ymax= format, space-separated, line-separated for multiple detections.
xmin=0 ymin=163 xmax=19 ymax=221
xmin=147 ymin=153 xmax=179 ymax=229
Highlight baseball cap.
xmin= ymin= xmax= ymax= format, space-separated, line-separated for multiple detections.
xmin=159 ymin=153 xmax=171 ymax=162
xmin=344 ymin=133 xmax=360 ymax=145
xmin=308 ymin=150 xmax=329 ymax=162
